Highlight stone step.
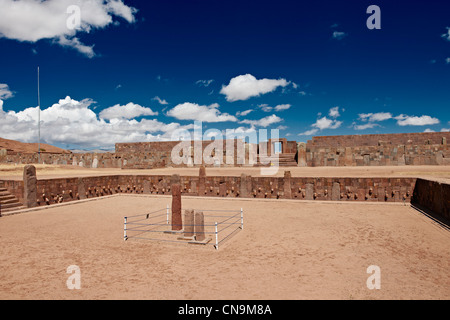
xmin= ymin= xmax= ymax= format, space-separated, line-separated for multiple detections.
xmin=0 ymin=192 xmax=15 ymax=199
xmin=0 ymin=201 xmax=24 ymax=209
xmin=0 ymin=187 xmax=7 ymax=192
xmin=1 ymin=205 xmax=27 ymax=214
xmin=0 ymin=197 xmax=19 ymax=204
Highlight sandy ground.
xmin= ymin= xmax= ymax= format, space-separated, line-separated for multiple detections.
xmin=0 ymin=195 xmax=449 ymax=300
xmin=1 ymin=164 xmax=450 ymax=183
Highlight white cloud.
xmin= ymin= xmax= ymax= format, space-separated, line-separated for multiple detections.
xmin=332 ymin=31 xmax=347 ymax=40
xmin=258 ymin=104 xmax=273 ymax=112
xmin=440 ymin=128 xmax=450 ymax=132
xmin=225 ymin=126 xmax=256 ymax=136
xmin=298 ymin=128 xmax=319 ymax=136
xmin=152 ymin=96 xmax=168 ymax=105
xmin=442 ymin=27 xmax=450 ymax=41
xmin=354 ymin=123 xmax=380 ymax=130
xmin=446 ymin=57 xmax=450 ymax=64
xmin=299 ymin=107 xmax=342 ymax=135
xmin=312 ymin=116 xmax=342 ymax=130
xmin=358 ymin=112 xmax=392 ymax=122
xmin=424 ymin=128 xmax=435 ymax=133
xmin=167 ymin=102 xmax=237 ymax=123
xmin=328 ymin=106 xmax=340 ymax=118
xmin=196 ymin=79 xmax=214 ymax=87
xmin=274 ymin=104 xmax=291 ymax=112
xmin=56 ymin=35 xmax=95 ymax=58
xmin=236 ymin=109 xmax=253 ymax=117
xmin=220 ymin=74 xmax=290 ymax=102
xmin=99 ymin=102 xmax=158 ymax=120
xmin=395 ymin=114 xmax=440 ymax=126
xmin=0 ymin=83 xmax=14 ymax=100
xmin=0 ymin=0 xmax=137 ymax=58
xmin=240 ymin=114 xmax=282 ymax=128
xmin=0 ymin=96 xmax=191 ymax=149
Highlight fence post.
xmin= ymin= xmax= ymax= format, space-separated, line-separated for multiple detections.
xmin=124 ymin=217 xmax=127 ymax=241
xmin=166 ymin=204 xmax=169 ymax=224
xmin=240 ymin=208 xmax=244 ymax=230
xmin=214 ymin=222 xmax=218 ymax=250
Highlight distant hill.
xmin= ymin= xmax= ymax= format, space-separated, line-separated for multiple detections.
xmin=0 ymin=137 xmax=71 ymax=154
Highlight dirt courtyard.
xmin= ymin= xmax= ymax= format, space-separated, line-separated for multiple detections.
xmin=0 ymin=195 xmax=449 ymax=300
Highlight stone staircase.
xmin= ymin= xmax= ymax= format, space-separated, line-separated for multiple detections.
xmin=277 ymin=153 xmax=298 ymax=167
xmin=0 ymin=184 xmax=26 ymax=215
xmin=254 ymin=153 xmax=298 ymax=167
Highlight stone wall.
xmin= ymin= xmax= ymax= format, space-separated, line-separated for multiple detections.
xmin=305 ymin=132 xmax=450 ymax=167
xmin=1 ymin=132 xmax=449 ymax=168
xmin=0 ymin=170 xmax=417 ymax=209
xmin=0 ymin=152 xmax=125 ymax=168
xmin=412 ymin=178 xmax=450 ymax=221
xmin=308 ymin=132 xmax=449 ymax=147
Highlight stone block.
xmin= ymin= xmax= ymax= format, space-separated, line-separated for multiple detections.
xmin=331 ymin=182 xmax=340 ymax=201
xmin=305 ymin=183 xmax=314 ymax=200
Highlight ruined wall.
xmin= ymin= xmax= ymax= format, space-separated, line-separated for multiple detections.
xmin=0 ymin=171 xmax=417 ymax=209
xmin=308 ymin=132 xmax=449 ymax=147
xmin=412 ymin=178 xmax=450 ymax=220
xmin=305 ymin=132 xmax=450 ymax=167
xmin=1 ymin=132 xmax=449 ymax=168
xmin=0 ymin=152 xmax=125 ymax=168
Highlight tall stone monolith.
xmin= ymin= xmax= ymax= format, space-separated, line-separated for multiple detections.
xmin=184 ymin=209 xmax=195 ymax=237
xmin=171 ymin=184 xmax=182 ymax=231
xmin=198 ymin=165 xmax=206 ymax=196
xmin=283 ymin=171 xmax=292 ymax=199
xmin=23 ymin=165 xmax=37 ymax=208
xmin=297 ymin=143 xmax=307 ymax=167
xmin=194 ymin=211 xmax=205 ymax=241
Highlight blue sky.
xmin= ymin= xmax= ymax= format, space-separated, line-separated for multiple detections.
xmin=0 ymin=0 xmax=449 ymax=150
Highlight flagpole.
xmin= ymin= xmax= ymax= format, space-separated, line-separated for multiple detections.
xmin=37 ymin=66 xmax=41 ymax=164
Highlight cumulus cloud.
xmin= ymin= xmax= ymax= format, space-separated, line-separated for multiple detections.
xmin=0 ymin=0 xmax=137 ymax=58
xmin=0 ymin=96 xmax=190 ymax=149
xmin=358 ymin=112 xmax=392 ymax=122
xmin=99 ymin=102 xmax=158 ymax=120
xmin=394 ymin=114 xmax=440 ymax=126
xmin=166 ymin=102 xmax=237 ymax=123
xmin=328 ymin=106 xmax=340 ymax=118
xmin=0 ymin=83 xmax=14 ymax=100
xmin=312 ymin=116 xmax=342 ymax=130
xmin=240 ymin=114 xmax=282 ymax=128
xmin=298 ymin=106 xmax=342 ymax=135
xmin=220 ymin=74 xmax=290 ymax=102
